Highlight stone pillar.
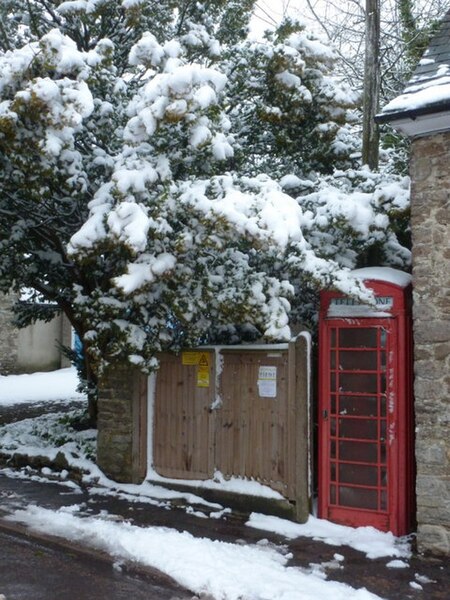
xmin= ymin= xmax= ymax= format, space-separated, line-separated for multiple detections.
xmin=97 ymin=363 xmax=148 ymax=484
xmin=0 ymin=292 xmax=20 ymax=374
xmin=410 ymin=132 xmax=450 ymax=555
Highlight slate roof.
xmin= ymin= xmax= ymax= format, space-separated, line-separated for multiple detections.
xmin=377 ymin=9 xmax=450 ymax=123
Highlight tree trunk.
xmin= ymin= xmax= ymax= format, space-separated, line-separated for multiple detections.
xmin=362 ymin=0 xmax=380 ymax=169
xmin=87 ymin=385 xmax=98 ymax=424
xmin=84 ymin=351 xmax=98 ymax=425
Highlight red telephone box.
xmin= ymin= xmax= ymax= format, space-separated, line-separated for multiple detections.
xmin=318 ymin=268 xmax=415 ymax=535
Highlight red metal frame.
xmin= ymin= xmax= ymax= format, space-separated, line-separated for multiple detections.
xmin=318 ymin=280 xmax=414 ymax=536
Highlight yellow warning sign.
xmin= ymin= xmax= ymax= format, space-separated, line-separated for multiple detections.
xmin=182 ymin=352 xmax=199 ymax=365
xmin=197 ymin=366 xmax=210 ymax=387
xmin=182 ymin=351 xmax=210 ymax=386
xmin=198 ymin=353 xmax=209 ymax=367
xmin=197 ymin=352 xmax=210 ymax=387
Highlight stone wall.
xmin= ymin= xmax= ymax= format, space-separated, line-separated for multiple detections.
xmin=97 ymin=363 xmax=148 ymax=484
xmin=410 ymin=132 xmax=450 ymax=555
xmin=0 ymin=293 xmax=20 ymax=374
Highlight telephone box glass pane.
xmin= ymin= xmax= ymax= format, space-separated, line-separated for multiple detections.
xmin=339 ymin=418 xmax=378 ymax=440
xmin=330 ymin=463 xmax=336 ymax=481
xmin=331 ymin=396 xmax=337 ymax=414
xmin=339 ymin=395 xmax=378 ymax=417
xmin=331 ymin=440 xmax=336 ymax=459
xmin=339 ymin=328 xmax=377 ymax=348
xmin=339 ymin=351 xmax=378 ymax=371
xmin=330 ymin=485 xmax=336 ymax=504
xmin=339 ymin=440 xmax=378 ymax=463
xmin=339 ymin=373 xmax=378 ymax=393
xmin=330 ymin=372 xmax=337 ymax=391
xmin=380 ymin=443 xmax=387 ymax=464
xmin=339 ymin=486 xmax=378 ymax=510
xmin=331 ymin=352 xmax=336 ymax=369
xmin=330 ymin=418 xmax=337 ymax=436
xmin=331 ymin=329 xmax=337 ymax=348
xmin=339 ymin=464 xmax=378 ymax=486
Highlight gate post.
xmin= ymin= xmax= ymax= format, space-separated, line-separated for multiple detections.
xmin=97 ymin=363 xmax=147 ymax=483
xmin=290 ymin=333 xmax=311 ymax=522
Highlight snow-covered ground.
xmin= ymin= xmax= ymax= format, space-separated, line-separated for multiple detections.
xmin=0 ymin=367 xmax=84 ymax=405
xmin=0 ymin=369 xmax=414 ymax=600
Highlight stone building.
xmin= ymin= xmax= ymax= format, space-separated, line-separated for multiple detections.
xmin=0 ymin=292 xmax=71 ymax=374
xmin=377 ymin=10 xmax=450 ymax=555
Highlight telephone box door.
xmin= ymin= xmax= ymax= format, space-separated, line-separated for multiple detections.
xmin=319 ymin=318 xmax=408 ymax=534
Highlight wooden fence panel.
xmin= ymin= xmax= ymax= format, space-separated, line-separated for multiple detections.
xmin=215 ymin=351 xmax=292 ymax=497
xmin=151 ymin=340 xmax=310 ymax=512
xmin=153 ymin=352 xmax=214 ymax=480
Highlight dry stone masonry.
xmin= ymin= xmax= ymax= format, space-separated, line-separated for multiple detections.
xmin=0 ymin=293 xmax=19 ymax=374
xmin=97 ymin=363 xmax=147 ymax=484
xmin=375 ymin=8 xmax=450 ymax=555
xmin=410 ymin=133 xmax=450 ymax=555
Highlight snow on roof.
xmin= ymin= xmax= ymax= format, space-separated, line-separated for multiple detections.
xmin=350 ymin=267 xmax=412 ymax=288
xmin=377 ymin=10 xmax=450 ymax=122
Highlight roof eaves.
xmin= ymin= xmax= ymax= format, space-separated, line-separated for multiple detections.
xmin=375 ymin=99 xmax=450 ymax=124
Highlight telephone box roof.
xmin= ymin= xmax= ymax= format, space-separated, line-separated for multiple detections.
xmin=350 ymin=267 xmax=412 ymax=288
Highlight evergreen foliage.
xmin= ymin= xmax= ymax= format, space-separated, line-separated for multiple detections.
xmin=0 ymin=1 xmax=410 ymax=405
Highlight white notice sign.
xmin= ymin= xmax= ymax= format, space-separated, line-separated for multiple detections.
xmin=258 ymin=366 xmax=277 ymax=398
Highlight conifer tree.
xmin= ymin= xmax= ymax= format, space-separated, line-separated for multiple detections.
xmin=0 ymin=1 xmax=409 ymax=417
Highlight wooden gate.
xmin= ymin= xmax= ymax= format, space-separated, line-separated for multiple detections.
xmin=215 ymin=350 xmax=291 ymax=496
xmin=151 ymin=338 xmax=310 ymax=509
xmin=153 ymin=351 xmax=214 ymax=479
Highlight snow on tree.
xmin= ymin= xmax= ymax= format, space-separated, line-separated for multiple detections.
xmin=301 ymin=0 xmax=448 ymax=174
xmin=224 ymin=18 xmax=361 ymax=179
xmin=0 ymin=1 xmax=410 ymax=414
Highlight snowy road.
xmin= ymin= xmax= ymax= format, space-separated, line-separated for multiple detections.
xmin=1 ymin=370 xmax=449 ymax=600
xmin=0 ymin=527 xmax=193 ymax=600
xmin=0 ymin=475 xmax=195 ymax=600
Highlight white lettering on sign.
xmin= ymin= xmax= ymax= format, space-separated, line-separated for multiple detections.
xmin=330 ymin=296 xmax=394 ymax=308
xmin=328 ymin=296 xmax=394 ymax=318
xmin=258 ymin=366 xmax=277 ymax=398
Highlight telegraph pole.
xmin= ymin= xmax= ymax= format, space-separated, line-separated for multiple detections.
xmin=362 ymin=0 xmax=380 ymax=169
